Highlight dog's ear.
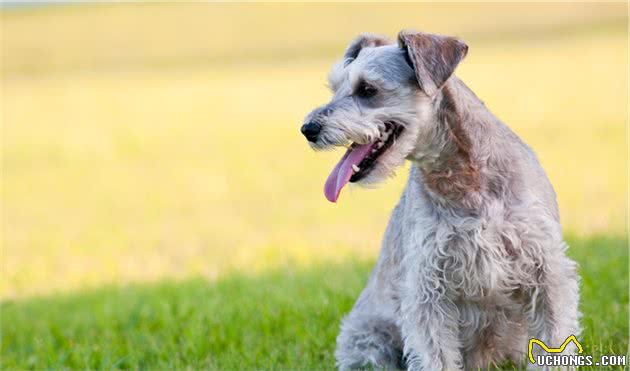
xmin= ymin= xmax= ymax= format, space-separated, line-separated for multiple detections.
xmin=344 ymin=34 xmax=391 ymax=65
xmin=397 ymin=30 xmax=468 ymax=96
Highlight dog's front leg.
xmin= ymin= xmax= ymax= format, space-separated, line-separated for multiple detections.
xmin=525 ymin=250 xmax=581 ymax=370
xmin=399 ymin=269 xmax=463 ymax=371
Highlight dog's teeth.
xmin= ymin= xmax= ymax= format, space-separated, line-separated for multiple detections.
xmin=352 ymin=165 xmax=360 ymax=172
xmin=377 ymin=142 xmax=384 ymax=148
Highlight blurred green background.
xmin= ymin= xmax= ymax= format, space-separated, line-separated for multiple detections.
xmin=1 ymin=3 xmax=628 ymax=370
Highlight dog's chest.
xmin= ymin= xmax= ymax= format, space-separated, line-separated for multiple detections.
xmin=399 ymin=198 xmax=516 ymax=301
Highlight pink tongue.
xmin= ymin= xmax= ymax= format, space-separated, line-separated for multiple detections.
xmin=324 ymin=143 xmax=375 ymax=203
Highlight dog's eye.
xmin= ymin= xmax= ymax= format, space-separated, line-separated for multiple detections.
xmin=355 ymin=82 xmax=378 ymax=99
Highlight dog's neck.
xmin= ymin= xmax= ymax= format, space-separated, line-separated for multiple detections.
xmin=409 ymin=77 xmax=484 ymax=206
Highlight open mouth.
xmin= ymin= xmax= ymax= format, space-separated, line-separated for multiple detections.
xmin=349 ymin=122 xmax=405 ymax=183
xmin=324 ymin=122 xmax=404 ymax=203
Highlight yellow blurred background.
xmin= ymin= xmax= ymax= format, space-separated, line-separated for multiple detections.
xmin=2 ymin=3 xmax=627 ymax=298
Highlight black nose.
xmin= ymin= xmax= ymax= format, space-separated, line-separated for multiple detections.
xmin=301 ymin=122 xmax=322 ymax=143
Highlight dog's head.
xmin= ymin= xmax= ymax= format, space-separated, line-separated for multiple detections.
xmin=302 ymin=30 xmax=468 ymax=202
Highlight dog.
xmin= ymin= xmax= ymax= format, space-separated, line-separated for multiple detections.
xmin=301 ymin=31 xmax=581 ymax=370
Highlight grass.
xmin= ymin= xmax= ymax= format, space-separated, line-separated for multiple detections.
xmin=1 ymin=236 xmax=628 ymax=370
xmin=1 ymin=261 xmax=367 ymax=370
xmin=1 ymin=3 xmax=628 ymax=370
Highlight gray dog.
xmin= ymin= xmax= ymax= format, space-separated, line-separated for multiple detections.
xmin=301 ymin=30 xmax=580 ymax=370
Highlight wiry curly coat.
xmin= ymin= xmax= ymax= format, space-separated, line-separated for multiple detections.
xmin=302 ymin=30 xmax=580 ymax=370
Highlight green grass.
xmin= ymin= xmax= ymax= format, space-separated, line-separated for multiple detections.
xmin=1 ymin=261 xmax=366 ymax=370
xmin=1 ymin=236 xmax=627 ymax=370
